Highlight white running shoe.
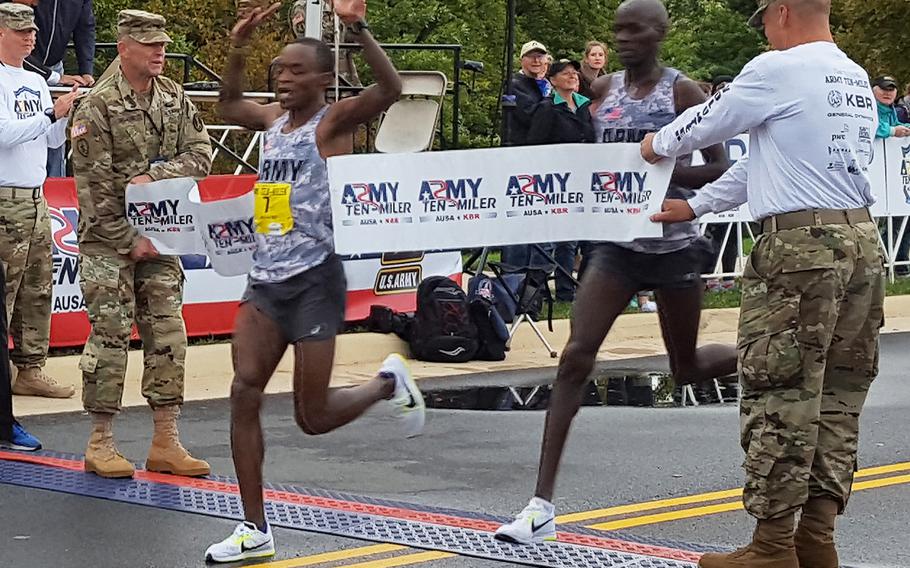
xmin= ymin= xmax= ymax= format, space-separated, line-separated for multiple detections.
xmin=380 ymin=353 xmax=426 ymax=438
xmin=205 ymin=521 xmax=275 ymax=563
xmin=494 ymin=497 xmax=557 ymax=545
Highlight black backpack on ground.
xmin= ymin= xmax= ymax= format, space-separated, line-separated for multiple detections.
xmin=409 ymin=276 xmax=479 ymax=363
xmin=467 ymin=275 xmax=511 ymax=361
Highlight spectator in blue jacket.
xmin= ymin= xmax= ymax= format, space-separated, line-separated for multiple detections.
xmin=873 ymin=75 xmax=910 ymax=139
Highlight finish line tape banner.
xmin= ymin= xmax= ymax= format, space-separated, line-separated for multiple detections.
xmin=45 ymin=176 xmax=461 ymax=348
xmin=327 ymin=143 xmax=674 ymax=254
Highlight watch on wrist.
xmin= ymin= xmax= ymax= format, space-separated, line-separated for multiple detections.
xmin=347 ymin=19 xmax=369 ymax=34
xmin=44 ymin=108 xmax=57 ymax=124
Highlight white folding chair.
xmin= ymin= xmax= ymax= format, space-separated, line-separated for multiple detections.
xmin=374 ymin=71 xmax=448 ymax=154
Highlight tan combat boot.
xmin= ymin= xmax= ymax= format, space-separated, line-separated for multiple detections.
xmin=146 ymin=406 xmax=210 ymax=477
xmin=699 ymin=514 xmax=799 ymax=568
xmin=12 ymin=366 xmax=76 ymax=398
xmin=795 ymin=498 xmax=839 ymax=568
xmin=84 ymin=413 xmax=135 ymax=478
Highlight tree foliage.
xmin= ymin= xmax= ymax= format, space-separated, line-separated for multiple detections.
xmin=833 ymin=0 xmax=910 ymax=88
xmin=89 ymin=0 xmax=903 ymax=148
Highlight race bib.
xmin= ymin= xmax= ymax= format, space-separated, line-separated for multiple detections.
xmin=254 ymin=182 xmax=293 ymax=235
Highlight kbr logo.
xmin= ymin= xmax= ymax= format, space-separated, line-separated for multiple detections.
xmin=49 ymin=207 xmax=79 ymax=257
xmin=845 ymin=92 xmax=873 ymax=110
xmin=417 ymin=178 xmax=495 ymax=214
xmin=590 ymin=171 xmax=652 ymax=204
xmin=340 ymin=182 xmax=411 ymax=216
xmin=505 ymin=172 xmax=581 ymax=206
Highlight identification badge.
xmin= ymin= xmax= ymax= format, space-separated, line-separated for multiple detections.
xmin=254 ymin=182 xmax=294 ymax=235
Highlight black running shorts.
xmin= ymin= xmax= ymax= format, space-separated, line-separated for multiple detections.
xmin=241 ymin=254 xmax=347 ymax=343
xmin=584 ymin=238 xmax=713 ymax=290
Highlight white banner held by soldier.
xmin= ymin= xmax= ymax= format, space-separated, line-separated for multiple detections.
xmin=327 ymin=143 xmax=674 ymax=255
xmin=188 ymin=185 xmax=257 ymax=277
xmin=126 ymin=177 xmax=206 ymax=255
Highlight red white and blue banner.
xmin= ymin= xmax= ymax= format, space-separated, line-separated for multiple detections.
xmin=46 ymin=175 xmax=461 ymax=348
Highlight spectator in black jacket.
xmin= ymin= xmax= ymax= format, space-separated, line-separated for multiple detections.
xmin=501 ymin=40 xmax=552 ymax=270
xmin=527 ymin=59 xmax=595 ymax=145
xmin=523 ymin=59 xmax=595 ymax=301
xmin=502 ymin=40 xmax=550 ymax=147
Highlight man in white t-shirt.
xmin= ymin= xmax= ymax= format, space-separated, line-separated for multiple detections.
xmin=643 ymin=1 xmax=883 ymax=567
xmin=0 ymin=3 xmax=78 ymax=399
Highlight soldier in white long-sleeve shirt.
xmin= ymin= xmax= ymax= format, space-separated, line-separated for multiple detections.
xmin=0 ymin=3 xmax=79 ymax=399
xmin=642 ymin=1 xmax=884 ymax=567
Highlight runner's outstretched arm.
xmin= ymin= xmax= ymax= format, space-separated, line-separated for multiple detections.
xmin=320 ymin=6 xmax=402 ymax=139
xmin=218 ymin=3 xmax=283 ymax=131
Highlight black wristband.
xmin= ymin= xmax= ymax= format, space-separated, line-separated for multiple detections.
xmin=44 ymin=108 xmax=57 ymax=124
xmin=346 ymin=19 xmax=369 ymax=34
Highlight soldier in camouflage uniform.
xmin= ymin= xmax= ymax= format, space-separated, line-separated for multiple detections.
xmin=0 ymin=3 xmax=78 ymax=399
xmin=644 ymin=1 xmax=885 ymax=566
xmin=70 ymin=9 xmax=212 ymax=479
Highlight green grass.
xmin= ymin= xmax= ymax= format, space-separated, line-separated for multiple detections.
xmin=545 ymin=275 xmax=910 ymax=321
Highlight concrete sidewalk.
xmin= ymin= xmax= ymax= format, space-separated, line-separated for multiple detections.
xmin=15 ymin=295 xmax=910 ymax=417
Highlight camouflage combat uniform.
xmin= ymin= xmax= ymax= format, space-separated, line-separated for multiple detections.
xmin=738 ymin=221 xmax=885 ymax=518
xmin=70 ymin=38 xmax=212 ymax=414
xmin=0 ymin=191 xmax=52 ymax=370
xmin=0 ymin=4 xmax=61 ymax=375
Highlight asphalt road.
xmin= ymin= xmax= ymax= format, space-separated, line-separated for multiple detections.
xmin=2 ymin=333 xmax=908 ymax=568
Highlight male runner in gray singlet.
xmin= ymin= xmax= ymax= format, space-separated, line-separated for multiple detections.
xmin=206 ymin=1 xmax=424 ymax=562
xmin=495 ymin=0 xmax=738 ymax=544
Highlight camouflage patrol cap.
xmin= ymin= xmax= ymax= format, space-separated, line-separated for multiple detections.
xmin=0 ymin=3 xmax=39 ymax=32
xmin=748 ymin=0 xmax=773 ymax=29
xmin=117 ymin=9 xmax=172 ymax=44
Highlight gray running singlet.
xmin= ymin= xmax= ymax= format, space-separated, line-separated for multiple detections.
xmin=594 ymin=68 xmax=699 ymax=254
xmin=250 ymin=107 xmax=334 ymax=283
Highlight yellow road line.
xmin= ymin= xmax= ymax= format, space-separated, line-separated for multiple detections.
xmin=854 ymin=461 xmax=910 ymax=478
xmin=556 ymin=488 xmax=743 ymax=524
xmin=588 ymin=470 xmax=910 ymax=531
xmin=588 ymin=501 xmax=744 ymax=531
xmin=854 ymin=473 xmax=910 ymax=491
xmin=245 ymin=543 xmax=405 ymax=567
xmin=247 ymin=463 xmax=910 ymax=568
xmin=560 ymin=461 xmax=910 ymax=524
xmin=339 ymin=551 xmax=455 ymax=567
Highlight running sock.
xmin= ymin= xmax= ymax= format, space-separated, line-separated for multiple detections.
xmin=258 ymin=521 xmax=269 ymax=534
xmin=530 ymin=496 xmax=555 ymax=514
